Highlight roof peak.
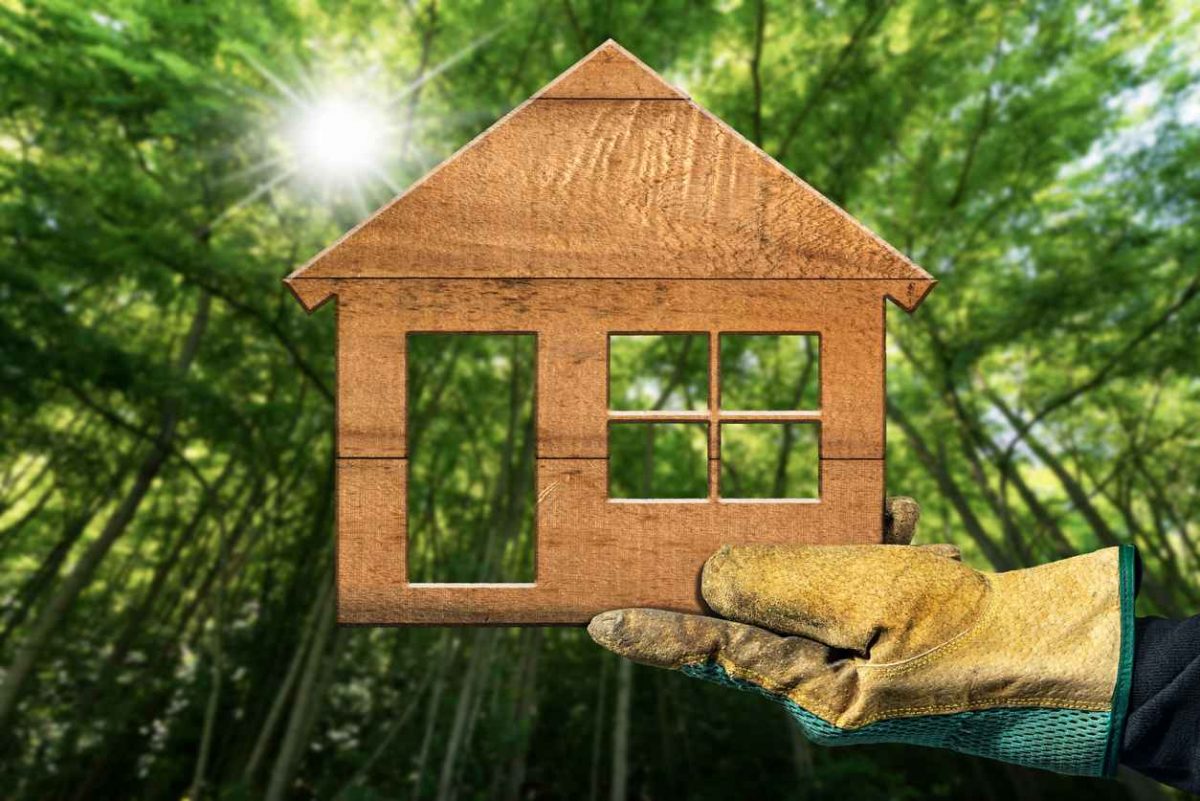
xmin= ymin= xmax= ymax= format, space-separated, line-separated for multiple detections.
xmin=285 ymin=41 xmax=932 ymax=305
xmin=535 ymin=39 xmax=688 ymax=100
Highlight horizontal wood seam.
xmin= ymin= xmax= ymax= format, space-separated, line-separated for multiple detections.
xmin=526 ymin=456 xmax=882 ymax=461
xmin=610 ymin=411 xmax=821 ymax=421
xmin=337 ymin=455 xmax=407 ymax=460
xmin=534 ymin=97 xmax=688 ymax=102
xmin=291 ymin=276 xmax=933 ymax=282
xmin=821 ymin=456 xmax=884 ymax=462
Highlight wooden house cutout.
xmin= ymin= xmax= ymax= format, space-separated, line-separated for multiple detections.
xmin=286 ymin=40 xmax=934 ymax=625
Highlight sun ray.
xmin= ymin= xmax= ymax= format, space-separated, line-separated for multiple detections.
xmin=208 ymin=166 xmax=298 ymax=230
xmin=240 ymin=52 xmax=307 ymax=107
xmin=386 ymin=25 xmax=506 ymax=108
xmin=369 ymin=166 xmax=403 ymax=196
xmin=215 ymin=152 xmax=290 ymax=186
xmin=215 ymin=30 xmax=508 ymax=229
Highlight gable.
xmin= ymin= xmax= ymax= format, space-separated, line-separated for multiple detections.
xmin=538 ymin=40 xmax=687 ymax=99
xmin=288 ymin=41 xmax=931 ymax=294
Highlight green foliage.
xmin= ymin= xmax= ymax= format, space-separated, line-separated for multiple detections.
xmin=0 ymin=0 xmax=1197 ymax=799
xmin=609 ymin=334 xmax=708 ymax=411
xmin=720 ymin=334 xmax=819 ymax=411
xmin=721 ymin=422 xmax=820 ymax=499
xmin=609 ymin=422 xmax=709 ymax=498
xmin=407 ymin=334 xmax=536 ymax=584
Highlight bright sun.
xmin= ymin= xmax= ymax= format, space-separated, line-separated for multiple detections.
xmin=289 ymin=96 xmax=389 ymax=180
xmin=236 ymin=29 xmax=501 ymax=216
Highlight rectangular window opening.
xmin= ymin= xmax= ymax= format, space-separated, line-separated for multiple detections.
xmin=719 ymin=334 xmax=819 ymax=411
xmin=407 ymin=333 xmax=536 ymax=583
xmin=609 ymin=422 xmax=708 ymax=500
xmin=609 ymin=334 xmax=708 ymax=411
xmin=720 ymin=422 xmax=820 ymax=500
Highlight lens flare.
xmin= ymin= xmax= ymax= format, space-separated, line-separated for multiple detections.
xmin=290 ymin=96 xmax=387 ymax=178
xmin=211 ymin=27 xmax=504 ymax=226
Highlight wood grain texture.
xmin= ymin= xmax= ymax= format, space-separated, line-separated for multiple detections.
xmin=337 ymin=293 xmax=405 ymax=457
xmin=337 ymin=457 xmax=407 ymax=621
xmin=288 ymin=40 xmax=936 ymax=626
xmin=538 ymin=325 xmax=608 ymax=458
xmin=289 ymin=100 xmax=930 ymax=286
xmin=538 ymin=40 xmax=687 ymax=99
xmin=821 ymin=290 xmax=884 ymax=460
xmin=287 ymin=277 xmax=336 ymax=312
xmin=337 ymin=457 xmax=883 ymax=625
xmin=327 ymin=279 xmax=887 ymax=459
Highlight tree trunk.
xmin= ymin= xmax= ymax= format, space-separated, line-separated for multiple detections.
xmin=988 ymin=393 xmax=1178 ymax=613
xmin=0 ymin=504 xmax=100 ymax=651
xmin=609 ymin=658 xmax=633 ymax=801
xmin=89 ymin=468 xmax=237 ymax=711
xmin=188 ymin=518 xmax=226 ymax=801
xmin=0 ymin=481 xmax=54 ymax=551
xmin=435 ymin=628 xmax=498 ymax=801
xmin=587 ymin=652 xmax=611 ymax=801
xmin=888 ymin=400 xmax=1013 ymax=569
xmin=412 ymin=634 xmax=456 ymax=799
xmin=335 ymin=632 xmax=448 ymax=800
xmin=244 ymin=568 xmax=333 ymax=783
xmin=785 ymin=710 xmax=813 ymax=785
xmin=0 ymin=291 xmax=211 ymax=735
xmin=264 ymin=583 xmax=339 ymax=801
xmin=503 ymin=628 xmax=542 ymax=801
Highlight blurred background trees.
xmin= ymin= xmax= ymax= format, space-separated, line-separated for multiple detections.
xmin=0 ymin=0 xmax=1197 ymax=798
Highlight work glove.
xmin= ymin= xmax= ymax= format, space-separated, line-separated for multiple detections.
xmin=588 ymin=518 xmax=1137 ymax=777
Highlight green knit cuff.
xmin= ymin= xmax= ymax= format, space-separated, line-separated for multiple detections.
xmin=682 ymin=661 xmax=1113 ymax=775
xmin=1102 ymin=543 xmax=1137 ymax=777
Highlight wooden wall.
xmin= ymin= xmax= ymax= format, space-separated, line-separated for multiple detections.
xmin=314 ymin=278 xmax=896 ymax=624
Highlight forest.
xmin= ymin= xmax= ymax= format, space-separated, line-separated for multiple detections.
xmin=1 ymin=0 xmax=1198 ymax=799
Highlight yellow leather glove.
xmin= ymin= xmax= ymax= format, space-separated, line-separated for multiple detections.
xmin=588 ymin=542 xmax=1136 ymax=777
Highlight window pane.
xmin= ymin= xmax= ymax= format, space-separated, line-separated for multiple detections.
xmin=407 ymin=334 xmax=536 ymax=583
xmin=720 ymin=423 xmax=819 ymax=499
xmin=609 ymin=334 xmax=707 ymax=411
xmin=719 ymin=335 xmax=819 ymax=410
xmin=609 ymin=423 xmax=708 ymax=499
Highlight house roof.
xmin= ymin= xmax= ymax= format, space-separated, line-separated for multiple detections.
xmin=287 ymin=40 xmax=933 ymax=310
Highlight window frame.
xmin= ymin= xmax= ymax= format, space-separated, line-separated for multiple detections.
xmin=607 ymin=331 xmax=821 ymax=502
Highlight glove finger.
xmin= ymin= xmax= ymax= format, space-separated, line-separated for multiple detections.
xmin=701 ymin=544 xmax=987 ymax=661
xmin=917 ymin=543 xmax=962 ymax=561
xmin=883 ymin=496 xmax=921 ymax=544
xmin=588 ymin=608 xmax=832 ymax=692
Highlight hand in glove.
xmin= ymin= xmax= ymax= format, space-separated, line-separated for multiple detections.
xmin=588 ymin=534 xmax=1136 ymax=777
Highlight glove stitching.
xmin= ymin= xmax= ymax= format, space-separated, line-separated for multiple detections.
xmin=856 ymin=698 xmax=1110 ymax=720
xmin=677 ymin=570 xmax=1110 ymax=729
xmin=684 ymin=653 xmax=1109 ymax=729
xmin=859 ymin=574 xmax=997 ymax=676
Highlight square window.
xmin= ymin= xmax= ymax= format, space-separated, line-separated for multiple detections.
xmin=719 ymin=334 xmax=819 ymax=411
xmin=720 ymin=423 xmax=819 ymax=499
xmin=609 ymin=334 xmax=708 ymax=411
xmin=609 ymin=423 xmax=708 ymax=499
